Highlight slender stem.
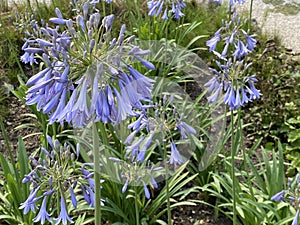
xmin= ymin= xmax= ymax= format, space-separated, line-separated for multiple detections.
xmin=231 ymin=110 xmax=237 ymax=225
xmin=93 ymin=122 xmax=101 ymax=225
xmin=135 ymin=186 xmax=140 ymax=225
xmin=239 ymin=109 xmax=254 ymax=199
xmin=164 ymin=142 xmax=171 ymax=225
xmin=248 ymin=0 xmax=254 ymax=31
xmin=102 ymin=1 xmax=106 ymax=17
xmin=166 ymin=169 xmax=171 ymax=224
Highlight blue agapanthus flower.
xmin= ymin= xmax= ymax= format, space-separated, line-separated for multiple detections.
xmin=21 ymin=3 xmax=155 ymax=128
xmin=20 ymin=137 xmax=104 ymax=224
xmin=229 ymin=0 xmax=245 ymax=6
xmin=124 ymin=95 xmax=196 ymax=165
xmin=206 ymin=12 xmax=257 ymax=60
xmin=205 ymin=11 xmax=260 ymax=110
xmin=109 ymin=157 xmax=162 ymax=199
xmin=205 ymin=59 xmax=261 ymax=110
xmin=147 ymin=0 xmax=186 ymax=19
xmin=33 ymin=196 xmax=51 ymax=224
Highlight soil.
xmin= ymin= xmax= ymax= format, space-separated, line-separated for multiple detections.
xmin=0 ymin=94 xmax=40 ymax=157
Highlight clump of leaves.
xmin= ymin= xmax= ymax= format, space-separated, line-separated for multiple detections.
xmin=243 ymin=36 xmax=300 ymax=173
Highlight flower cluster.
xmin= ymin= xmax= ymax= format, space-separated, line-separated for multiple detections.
xmin=206 ymin=12 xmax=257 ymax=60
xmin=209 ymin=0 xmax=245 ymax=7
xmin=124 ymin=94 xmax=197 ymax=166
xmin=20 ymin=137 xmax=103 ymax=224
xmin=271 ymin=174 xmax=300 ymax=225
xmin=21 ymin=1 xmax=155 ymax=128
xmin=109 ymin=157 xmax=162 ymax=199
xmin=90 ymin=0 xmax=112 ymax=4
xmin=205 ymin=11 xmax=261 ymax=110
xmin=147 ymin=0 xmax=186 ymax=20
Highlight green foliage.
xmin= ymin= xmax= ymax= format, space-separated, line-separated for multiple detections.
xmin=0 ymin=117 xmax=33 ymax=224
xmin=244 ymin=37 xmax=300 ymax=172
xmin=100 ymin=162 xmax=197 ymax=224
xmin=283 ymin=115 xmax=300 ymax=175
xmin=200 ymin=141 xmax=294 ymax=224
xmin=0 ymin=0 xmax=9 ymax=13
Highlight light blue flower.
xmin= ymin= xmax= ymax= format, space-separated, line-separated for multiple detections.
xmin=23 ymin=4 xmax=155 ymax=128
xmin=33 ymin=196 xmax=51 ymax=224
xmin=292 ymin=210 xmax=299 ymax=225
xmin=142 ymin=180 xmax=151 ymax=199
xmin=242 ymin=29 xmax=257 ymax=51
xmin=55 ymin=195 xmax=73 ymax=225
xmin=271 ymin=190 xmax=286 ymax=202
xmin=176 ymin=121 xmax=197 ymax=139
xmin=233 ymin=40 xmax=250 ymax=59
xmin=70 ymin=186 xmax=77 ymax=208
xmin=229 ymin=0 xmax=245 ymax=6
xmin=122 ymin=179 xmax=129 ymax=193
xmin=207 ymin=33 xmax=221 ymax=52
xmin=136 ymin=133 xmax=154 ymax=162
xmin=169 ymin=141 xmax=183 ymax=166
xmin=19 ymin=186 xmax=41 ymax=214
xmin=20 ymin=52 xmax=37 ymax=65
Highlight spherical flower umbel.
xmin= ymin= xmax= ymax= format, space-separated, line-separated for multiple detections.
xmin=205 ymin=59 xmax=261 ymax=110
xmin=206 ymin=12 xmax=257 ymax=60
xmin=21 ymin=2 xmax=155 ymax=128
xmin=109 ymin=157 xmax=162 ymax=199
xmin=124 ymin=94 xmax=197 ymax=165
xmin=20 ymin=136 xmax=104 ymax=224
xmin=205 ymin=11 xmax=260 ymax=110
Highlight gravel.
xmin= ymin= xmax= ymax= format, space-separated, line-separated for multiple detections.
xmin=236 ymin=0 xmax=300 ymax=53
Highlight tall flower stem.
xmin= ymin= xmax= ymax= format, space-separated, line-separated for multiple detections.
xmin=248 ymin=0 xmax=254 ymax=30
xmin=135 ymin=186 xmax=140 ymax=225
xmin=102 ymin=0 xmax=106 ymax=17
xmin=164 ymin=142 xmax=171 ymax=224
xmin=165 ymin=166 xmax=171 ymax=224
xmin=93 ymin=122 xmax=101 ymax=225
xmin=231 ymin=110 xmax=237 ymax=225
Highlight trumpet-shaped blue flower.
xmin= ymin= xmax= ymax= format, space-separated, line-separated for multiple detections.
xmin=292 ymin=210 xmax=299 ymax=225
xmin=33 ymin=196 xmax=51 ymax=224
xmin=19 ymin=186 xmax=41 ymax=214
xmin=169 ymin=141 xmax=183 ymax=166
xmin=142 ymin=180 xmax=151 ymax=199
xmin=271 ymin=190 xmax=286 ymax=202
xmin=55 ymin=195 xmax=73 ymax=225
xmin=205 ymin=25 xmax=261 ymax=111
xmin=206 ymin=32 xmax=221 ymax=52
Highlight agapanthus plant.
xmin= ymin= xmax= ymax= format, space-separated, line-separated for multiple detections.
xmin=147 ymin=0 xmax=186 ymax=20
xmin=204 ymin=12 xmax=261 ymax=110
xmin=21 ymin=1 xmax=155 ymax=128
xmin=20 ymin=137 xmax=103 ymax=224
xmin=271 ymin=174 xmax=300 ymax=225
